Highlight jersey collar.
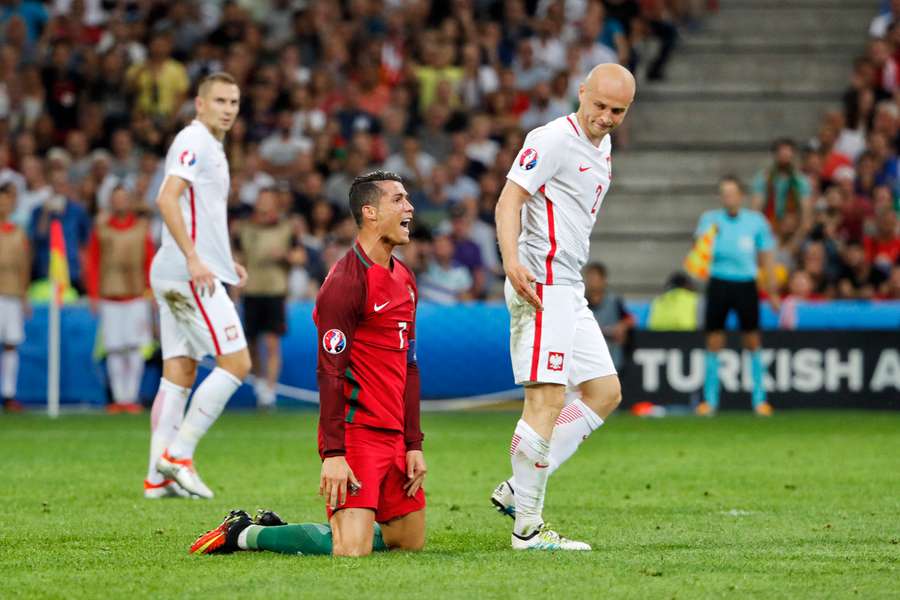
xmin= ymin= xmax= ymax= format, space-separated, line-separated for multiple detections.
xmin=353 ymin=241 xmax=395 ymax=272
xmin=566 ymin=113 xmax=606 ymax=150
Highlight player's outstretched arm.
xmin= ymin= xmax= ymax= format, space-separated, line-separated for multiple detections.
xmin=155 ymin=175 xmax=215 ymax=295
xmin=496 ymin=179 xmax=543 ymax=310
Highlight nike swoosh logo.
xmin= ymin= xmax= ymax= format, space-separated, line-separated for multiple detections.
xmin=578 ymin=166 xmax=591 ymax=172
xmin=374 ymin=301 xmax=390 ymax=311
xmin=534 ymin=462 xmax=550 ymax=469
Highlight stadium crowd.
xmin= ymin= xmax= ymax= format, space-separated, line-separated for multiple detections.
xmin=0 ymin=0 xmax=702 ymax=307
xmin=765 ymin=0 xmax=900 ymax=304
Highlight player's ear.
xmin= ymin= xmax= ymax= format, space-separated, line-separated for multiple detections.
xmin=362 ymin=203 xmax=377 ymax=223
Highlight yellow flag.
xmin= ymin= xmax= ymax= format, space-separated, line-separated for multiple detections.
xmin=683 ymin=224 xmax=717 ymax=280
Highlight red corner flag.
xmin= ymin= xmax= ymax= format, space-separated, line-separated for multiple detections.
xmin=49 ymin=220 xmax=70 ymax=303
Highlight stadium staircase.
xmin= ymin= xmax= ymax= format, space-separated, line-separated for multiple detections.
xmin=593 ymin=0 xmax=874 ymax=297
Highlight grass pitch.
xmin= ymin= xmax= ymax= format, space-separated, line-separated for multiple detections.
xmin=1 ymin=410 xmax=898 ymax=599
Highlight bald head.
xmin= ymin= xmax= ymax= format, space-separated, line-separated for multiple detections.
xmin=576 ymin=63 xmax=636 ymax=144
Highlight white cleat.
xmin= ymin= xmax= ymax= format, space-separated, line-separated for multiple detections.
xmin=512 ymin=524 xmax=592 ymax=551
xmin=143 ymin=478 xmax=196 ymax=499
xmin=491 ymin=480 xmax=516 ymax=519
xmin=156 ymin=451 xmax=214 ymax=499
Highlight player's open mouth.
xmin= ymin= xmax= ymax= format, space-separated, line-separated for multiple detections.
xmin=400 ymin=218 xmax=411 ymax=231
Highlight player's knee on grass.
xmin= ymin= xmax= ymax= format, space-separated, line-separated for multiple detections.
xmin=381 ymin=510 xmax=426 ymax=552
xmin=332 ymin=542 xmax=373 ymax=557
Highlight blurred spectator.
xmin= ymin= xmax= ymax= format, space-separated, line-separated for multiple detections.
xmin=647 ymin=271 xmax=700 ymax=331
xmin=881 ymin=263 xmax=900 ymax=299
xmin=84 ymin=186 xmax=153 ymax=414
xmin=520 ymin=81 xmax=570 ymax=133
xmin=584 ymin=262 xmax=633 ymax=371
xmin=778 ymin=270 xmax=821 ymax=330
xmin=0 ymin=181 xmax=28 ymax=412
xmin=798 ymin=240 xmax=837 ymax=299
xmin=419 ymin=231 xmax=473 ymax=304
xmin=13 ymin=155 xmax=50 ymax=228
xmin=384 ymin=136 xmax=436 ymax=191
xmin=125 ymin=31 xmax=189 ymax=125
xmin=837 ymin=240 xmax=887 ymax=299
xmin=235 ymin=188 xmax=307 ymax=409
xmin=751 ymin=138 xmax=813 ymax=228
xmin=29 ymin=166 xmax=91 ymax=292
xmin=864 ymin=205 xmax=900 ymax=272
xmin=446 ymin=202 xmax=486 ymax=298
xmin=869 ymin=0 xmax=900 ymax=38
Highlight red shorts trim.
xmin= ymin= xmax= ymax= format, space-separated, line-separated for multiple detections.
xmin=324 ymin=425 xmax=426 ymax=523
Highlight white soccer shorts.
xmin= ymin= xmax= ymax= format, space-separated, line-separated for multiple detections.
xmin=0 ymin=295 xmax=24 ymax=345
xmin=151 ymin=277 xmax=247 ymax=361
xmin=505 ymin=279 xmax=616 ymax=386
xmin=99 ymin=298 xmax=152 ymax=352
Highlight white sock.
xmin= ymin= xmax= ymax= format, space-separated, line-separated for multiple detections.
xmin=1 ymin=348 xmax=18 ymax=399
xmin=547 ymin=398 xmax=604 ymax=475
xmin=510 ymin=418 xmax=551 ymax=537
xmin=107 ymin=352 xmax=129 ymax=404
xmin=147 ymin=378 xmax=191 ymax=484
xmin=125 ymin=349 xmax=145 ymax=403
xmin=237 ymin=526 xmax=258 ymax=550
xmin=168 ymin=367 xmax=241 ymax=459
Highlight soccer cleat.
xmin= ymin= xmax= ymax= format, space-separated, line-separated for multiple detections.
xmin=189 ymin=510 xmax=252 ymax=554
xmin=511 ymin=523 xmax=591 ymax=551
xmin=156 ymin=450 xmax=214 ymax=499
xmin=695 ymin=402 xmax=716 ymax=417
xmin=754 ymin=402 xmax=774 ymax=417
xmin=253 ymin=509 xmax=287 ymax=527
xmin=3 ymin=398 xmax=24 ymax=413
xmin=490 ymin=480 xmax=516 ymax=519
xmin=143 ymin=478 xmax=195 ymax=499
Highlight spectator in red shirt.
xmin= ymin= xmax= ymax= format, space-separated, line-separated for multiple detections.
xmin=864 ymin=206 xmax=900 ymax=272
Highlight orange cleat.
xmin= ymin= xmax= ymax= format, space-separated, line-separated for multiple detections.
xmin=695 ymin=402 xmax=716 ymax=417
xmin=754 ymin=402 xmax=774 ymax=417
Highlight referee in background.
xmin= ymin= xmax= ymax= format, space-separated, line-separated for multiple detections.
xmin=695 ymin=175 xmax=781 ymax=416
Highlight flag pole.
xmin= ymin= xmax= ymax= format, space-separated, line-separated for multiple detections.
xmin=47 ymin=217 xmax=69 ymax=419
xmin=47 ymin=284 xmax=60 ymax=418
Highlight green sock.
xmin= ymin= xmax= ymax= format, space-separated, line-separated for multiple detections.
xmin=245 ymin=523 xmax=387 ymax=555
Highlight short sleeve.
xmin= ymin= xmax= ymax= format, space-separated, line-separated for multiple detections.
xmin=506 ymin=125 xmax=565 ymax=195
xmin=165 ymin=129 xmax=202 ymax=184
xmin=755 ymin=215 xmax=775 ymax=252
xmin=695 ymin=211 xmax=713 ymax=238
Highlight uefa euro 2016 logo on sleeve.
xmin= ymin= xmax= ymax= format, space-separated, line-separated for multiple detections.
xmin=179 ymin=150 xmax=197 ymax=166
xmin=519 ymin=148 xmax=538 ymax=170
xmin=323 ymin=329 xmax=347 ymax=354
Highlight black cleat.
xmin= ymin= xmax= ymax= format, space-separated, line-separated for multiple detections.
xmin=189 ymin=509 xmax=252 ymax=554
xmin=253 ymin=509 xmax=287 ymax=527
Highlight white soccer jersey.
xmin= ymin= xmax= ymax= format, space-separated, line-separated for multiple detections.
xmin=506 ymin=114 xmax=612 ymax=286
xmin=151 ymin=120 xmax=238 ymax=284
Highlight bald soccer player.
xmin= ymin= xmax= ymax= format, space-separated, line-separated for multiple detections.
xmin=491 ymin=64 xmax=635 ymax=550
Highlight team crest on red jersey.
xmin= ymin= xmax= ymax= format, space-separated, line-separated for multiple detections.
xmin=322 ymin=329 xmax=347 ymax=354
xmin=547 ymin=352 xmax=565 ymax=371
xmin=519 ymin=148 xmax=538 ymax=170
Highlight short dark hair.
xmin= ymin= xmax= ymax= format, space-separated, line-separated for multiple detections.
xmin=348 ymin=170 xmax=404 ymax=226
xmin=585 ymin=262 xmax=607 ymax=278
xmin=771 ymin=137 xmax=796 ymax=152
xmin=719 ymin=174 xmax=745 ymax=192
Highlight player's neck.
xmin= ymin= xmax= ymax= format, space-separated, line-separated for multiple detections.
xmin=357 ymin=233 xmax=394 ymax=269
xmin=575 ymin=112 xmax=603 ymax=147
xmin=197 ymin=117 xmax=226 ymax=141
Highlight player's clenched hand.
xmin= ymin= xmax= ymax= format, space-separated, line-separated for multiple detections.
xmin=233 ymin=262 xmax=248 ymax=288
xmin=505 ymin=263 xmax=543 ymax=311
xmin=187 ymin=253 xmax=216 ymax=296
xmin=404 ymin=450 xmax=427 ymax=497
xmin=320 ymin=456 xmax=361 ymax=509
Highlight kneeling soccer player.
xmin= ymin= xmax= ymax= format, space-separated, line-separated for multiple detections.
xmin=190 ymin=171 xmax=426 ymax=556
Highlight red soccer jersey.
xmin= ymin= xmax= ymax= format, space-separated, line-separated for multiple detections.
xmin=314 ymin=241 xmax=422 ymax=457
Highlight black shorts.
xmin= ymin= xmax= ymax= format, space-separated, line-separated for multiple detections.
xmin=704 ymin=277 xmax=759 ymax=332
xmin=242 ymin=295 xmax=287 ymax=339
